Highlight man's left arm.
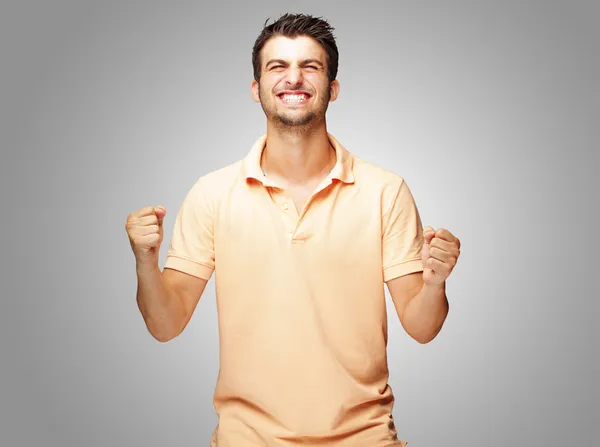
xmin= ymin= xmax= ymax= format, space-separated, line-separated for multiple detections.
xmin=387 ymin=227 xmax=461 ymax=344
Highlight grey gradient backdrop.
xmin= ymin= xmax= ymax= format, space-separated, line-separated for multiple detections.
xmin=1 ymin=1 xmax=598 ymax=446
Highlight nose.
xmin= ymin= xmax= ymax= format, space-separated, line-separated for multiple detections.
xmin=285 ymin=66 xmax=303 ymax=87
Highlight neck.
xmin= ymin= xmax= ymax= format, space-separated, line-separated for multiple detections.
xmin=261 ymin=121 xmax=335 ymax=186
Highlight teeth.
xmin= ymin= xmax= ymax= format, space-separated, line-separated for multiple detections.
xmin=282 ymin=94 xmax=308 ymax=102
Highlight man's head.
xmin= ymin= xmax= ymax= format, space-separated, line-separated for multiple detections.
xmin=252 ymin=13 xmax=339 ymax=84
xmin=250 ymin=13 xmax=340 ymax=130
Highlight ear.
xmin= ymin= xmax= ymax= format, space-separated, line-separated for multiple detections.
xmin=329 ymin=79 xmax=340 ymax=102
xmin=251 ymin=79 xmax=261 ymax=103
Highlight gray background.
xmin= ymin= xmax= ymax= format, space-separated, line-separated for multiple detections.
xmin=1 ymin=1 xmax=598 ymax=446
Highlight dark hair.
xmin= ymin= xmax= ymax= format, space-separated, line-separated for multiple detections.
xmin=252 ymin=13 xmax=339 ymax=83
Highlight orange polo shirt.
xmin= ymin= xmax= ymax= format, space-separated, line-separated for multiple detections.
xmin=164 ymin=133 xmax=424 ymax=447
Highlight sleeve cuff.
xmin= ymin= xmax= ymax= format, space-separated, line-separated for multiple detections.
xmin=383 ymin=258 xmax=424 ymax=282
xmin=164 ymin=255 xmax=214 ymax=281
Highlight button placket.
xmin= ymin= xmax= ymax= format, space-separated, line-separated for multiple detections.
xmin=272 ymin=192 xmax=296 ymax=237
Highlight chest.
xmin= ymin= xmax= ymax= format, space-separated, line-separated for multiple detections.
xmin=287 ymin=185 xmax=317 ymax=214
xmin=215 ymin=182 xmax=383 ymax=264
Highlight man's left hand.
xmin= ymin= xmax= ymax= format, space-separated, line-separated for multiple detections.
xmin=421 ymin=226 xmax=461 ymax=287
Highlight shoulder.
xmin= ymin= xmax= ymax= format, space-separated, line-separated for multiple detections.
xmin=188 ymin=159 xmax=244 ymax=195
xmin=351 ymin=154 xmax=408 ymax=192
xmin=347 ymin=154 xmax=421 ymax=214
xmin=199 ymin=160 xmax=243 ymax=186
xmin=172 ymin=160 xmax=244 ymax=217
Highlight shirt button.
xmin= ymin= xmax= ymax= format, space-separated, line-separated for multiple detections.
xmin=287 ymin=229 xmax=294 ymax=234
xmin=283 ymin=204 xmax=289 ymax=211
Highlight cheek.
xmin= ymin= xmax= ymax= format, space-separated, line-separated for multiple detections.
xmin=266 ymin=73 xmax=287 ymax=86
xmin=306 ymin=76 xmax=329 ymax=93
xmin=258 ymin=84 xmax=272 ymax=101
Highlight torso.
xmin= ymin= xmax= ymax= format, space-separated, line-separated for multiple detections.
xmin=181 ymin=137 xmax=420 ymax=447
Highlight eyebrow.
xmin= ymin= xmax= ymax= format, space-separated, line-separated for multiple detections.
xmin=265 ymin=59 xmax=324 ymax=68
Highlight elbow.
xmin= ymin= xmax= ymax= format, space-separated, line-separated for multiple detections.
xmin=413 ymin=308 xmax=450 ymax=344
xmin=413 ymin=333 xmax=437 ymax=344
xmin=152 ymin=329 xmax=182 ymax=343
xmin=154 ymin=333 xmax=175 ymax=343
xmin=410 ymin=326 xmax=443 ymax=344
xmin=146 ymin=321 xmax=182 ymax=343
xmin=142 ymin=311 xmax=187 ymax=343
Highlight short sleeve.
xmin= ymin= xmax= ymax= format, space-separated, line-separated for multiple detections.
xmin=382 ymin=178 xmax=425 ymax=282
xmin=164 ymin=177 xmax=215 ymax=281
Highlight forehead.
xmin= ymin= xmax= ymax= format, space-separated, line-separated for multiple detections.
xmin=261 ymin=35 xmax=326 ymax=64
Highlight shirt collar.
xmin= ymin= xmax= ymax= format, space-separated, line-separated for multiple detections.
xmin=243 ymin=133 xmax=355 ymax=185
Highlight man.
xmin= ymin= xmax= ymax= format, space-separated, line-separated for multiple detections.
xmin=125 ymin=13 xmax=461 ymax=447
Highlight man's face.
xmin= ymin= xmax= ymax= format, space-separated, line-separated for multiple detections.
xmin=251 ymin=35 xmax=339 ymax=128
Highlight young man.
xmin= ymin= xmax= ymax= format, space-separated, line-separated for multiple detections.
xmin=125 ymin=13 xmax=461 ymax=447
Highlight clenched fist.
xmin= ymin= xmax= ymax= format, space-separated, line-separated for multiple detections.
xmin=125 ymin=205 xmax=167 ymax=265
xmin=420 ymin=226 xmax=461 ymax=287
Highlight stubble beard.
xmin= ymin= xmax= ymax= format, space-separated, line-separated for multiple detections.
xmin=259 ymin=84 xmax=331 ymax=134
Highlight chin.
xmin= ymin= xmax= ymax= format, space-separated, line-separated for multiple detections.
xmin=277 ymin=118 xmax=314 ymax=127
xmin=275 ymin=112 xmax=318 ymax=127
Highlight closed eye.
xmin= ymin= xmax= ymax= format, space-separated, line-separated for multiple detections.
xmin=269 ymin=65 xmax=319 ymax=70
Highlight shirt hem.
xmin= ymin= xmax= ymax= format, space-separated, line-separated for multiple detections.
xmin=164 ymin=254 xmax=214 ymax=280
xmin=383 ymin=258 xmax=423 ymax=282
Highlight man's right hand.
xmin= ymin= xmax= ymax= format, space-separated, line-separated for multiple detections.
xmin=125 ymin=205 xmax=167 ymax=266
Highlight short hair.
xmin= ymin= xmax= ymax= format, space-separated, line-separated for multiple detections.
xmin=252 ymin=13 xmax=339 ymax=83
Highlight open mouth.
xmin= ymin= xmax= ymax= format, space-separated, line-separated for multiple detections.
xmin=277 ymin=92 xmax=311 ymax=105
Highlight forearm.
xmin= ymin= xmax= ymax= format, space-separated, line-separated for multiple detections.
xmin=136 ymin=263 xmax=186 ymax=342
xmin=402 ymin=282 xmax=449 ymax=344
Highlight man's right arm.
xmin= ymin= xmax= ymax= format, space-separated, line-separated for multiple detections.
xmin=136 ymin=262 xmax=208 ymax=342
